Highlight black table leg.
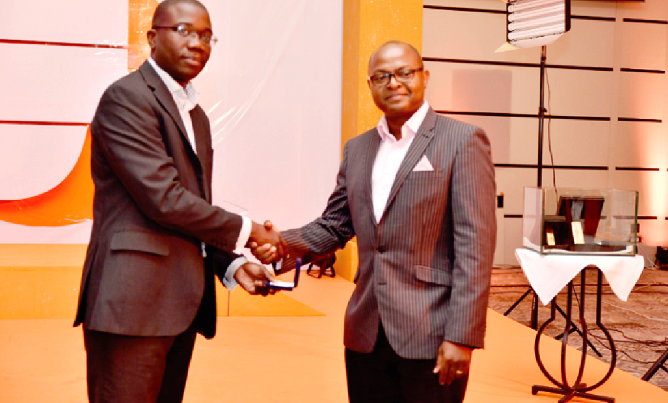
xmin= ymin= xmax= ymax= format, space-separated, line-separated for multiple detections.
xmin=532 ymin=266 xmax=616 ymax=403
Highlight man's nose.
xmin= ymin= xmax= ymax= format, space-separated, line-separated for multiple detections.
xmin=387 ymin=74 xmax=401 ymax=87
xmin=187 ymin=33 xmax=206 ymax=49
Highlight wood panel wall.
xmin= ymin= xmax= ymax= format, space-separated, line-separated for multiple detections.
xmin=423 ymin=0 xmax=668 ymax=265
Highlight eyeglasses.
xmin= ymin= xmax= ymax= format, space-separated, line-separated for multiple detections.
xmin=152 ymin=23 xmax=218 ymax=46
xmin=368 ymin=67 xmax=423 ymax=86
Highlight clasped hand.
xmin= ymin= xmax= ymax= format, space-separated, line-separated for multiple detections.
xmin=246 ymin=220 xmax=285 ymax=264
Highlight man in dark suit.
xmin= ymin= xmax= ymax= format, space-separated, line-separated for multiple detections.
xmin=258 ymin=41 xmax=496 ymax=402
xmin=73 ymin=1 xmax=285 ymax=402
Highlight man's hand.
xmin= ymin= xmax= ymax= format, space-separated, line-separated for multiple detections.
xmin=234 ymin=262 xmax=277 ymax=296
xmin=432 ymin=341 xmax=472 ymax=385
xmin=250 ymin=243 xmax=277 ymax=264
xmin=247 ymin=220 xmax=286 ymax=264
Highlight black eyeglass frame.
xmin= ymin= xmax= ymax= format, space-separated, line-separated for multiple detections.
xmin=152 ymin=24 xmax=218 ymax=46
xmin=368 ymin=67 xmax=424 ymax=86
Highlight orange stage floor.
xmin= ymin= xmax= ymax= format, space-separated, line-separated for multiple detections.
xmin=1 ymin=274 xmax=666 ymax=403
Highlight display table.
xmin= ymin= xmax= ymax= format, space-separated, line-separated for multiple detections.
xmin=515 ymin=248 xmax=644 ymax=403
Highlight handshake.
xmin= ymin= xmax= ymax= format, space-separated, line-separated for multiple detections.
xmin=232 ymin=219 xmax=287 ymax=296
xmin=247 ymin=219 xmax=286 ymax=264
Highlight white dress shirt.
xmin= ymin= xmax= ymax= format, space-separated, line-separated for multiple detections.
xmin=372 ymin=101 xmax=430 ymax=222
xmin=148 ymin=58 xmax=249 ymax=289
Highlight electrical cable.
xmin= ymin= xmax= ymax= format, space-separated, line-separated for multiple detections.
xmin=545 ymin=54 xmax=557 ymax=191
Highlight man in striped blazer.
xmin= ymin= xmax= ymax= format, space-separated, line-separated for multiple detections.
xmin=261 ymin=41 xmax=496 ymax=402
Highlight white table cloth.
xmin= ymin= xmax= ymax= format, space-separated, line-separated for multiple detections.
xmin=515 ymin=248 xmax=644 ymax=305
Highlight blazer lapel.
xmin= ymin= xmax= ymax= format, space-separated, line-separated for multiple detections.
xmin=140 ymin=63 xmax=191 ymax=145
xmin=381 ymin=109 xmax=438 ymax=220
xmin=364 ymin=130 xmax=381 ymax=227
xmin=140 ymin=62 xmax=207 ymax=198
xmin=191 ymin=107 xmax=211 ymax=201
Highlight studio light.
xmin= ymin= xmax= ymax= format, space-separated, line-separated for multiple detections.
xmin=505 ymin=0 xmax=571 ymax=49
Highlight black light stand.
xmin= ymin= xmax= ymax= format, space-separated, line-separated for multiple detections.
xmin=504 ymin=46 xmax=547 ymax=330
xmin=503 ymin=47 xmax=602 ymax=356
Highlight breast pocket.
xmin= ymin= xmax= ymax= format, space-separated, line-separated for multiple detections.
xmin=397 ymin=170 xmax=448 ymax=236
xmin=402 ymin=170 xmax=447 ymax=205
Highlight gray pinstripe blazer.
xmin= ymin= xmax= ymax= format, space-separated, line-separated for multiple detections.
xmin=283 ymin=108 xmax=496 ymax=359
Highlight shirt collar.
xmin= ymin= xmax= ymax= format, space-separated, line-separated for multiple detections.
xmin=377 ymin=101 xmax=430 ymax=143
xmin=147 ymin=57 xmax=199 ymax=112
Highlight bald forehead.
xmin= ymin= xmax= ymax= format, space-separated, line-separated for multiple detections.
xmin=368 ymin=42 xmax=422 ymax=74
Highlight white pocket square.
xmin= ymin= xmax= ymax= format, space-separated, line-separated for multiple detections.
xmin=413 ymin=155 xmax=434 ymax=172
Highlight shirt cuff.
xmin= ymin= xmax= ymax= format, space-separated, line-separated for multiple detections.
xmin=235 ymin=216 xmax=251 ymax=252
xmin=222 ymin=255 xmax=248 ymax=291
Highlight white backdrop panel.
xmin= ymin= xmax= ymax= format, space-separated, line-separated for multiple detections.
xmin=0 ymin=45 xmax=127 ymax=122
xmin=0 ymin=125 xmax=87 ymax=200
xmin=612 ymin=121 xmax=668 ymax=169
xmin=543 ymin=68 xmax=615 ymax=118
xmin=547 ymin=19 xmax=615 ymax=68
xmin=546 ymin=169 xmax=610 ymax=190
xmin=503 ymin=218 xmax=523 ymax=266
xmin=637 ymin=219 xmax=668 ymax=248
xmin=618 ymin=0 xmax=668 ymax=19
xmin=619 ymin=22 xmax=667 ymax=71
xmin=617 ymin=72 xmax=666 ymax=119
xmin=196 ymin=0 xmax=342 ymax=230
xmin=424 ymin=0 xmax=505 ymax=11
xmin=0 ymin=0 xmax=343 ymax=243
xmin=423 ymin=8 xmax=542 ymax=63
xmin=495 ymin=168 xmax=537 ymax=215
xmin=2 ymin=0 xmax=126 ymax=45
xmin=571 ymin=1 xmax=618 ymax=18
xmin=425 ymin=62 xmax=539 ymax=115
xmin=542 ymin=120 xmax=611 ymax=167
xmin=0 ymin=221 xmax=93 ymax=244
xmin=612 ymin=170 xmax=666 ymax=217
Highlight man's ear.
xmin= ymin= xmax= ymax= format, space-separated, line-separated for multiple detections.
xmin=147 ymin=29 xmax=157 ymax=51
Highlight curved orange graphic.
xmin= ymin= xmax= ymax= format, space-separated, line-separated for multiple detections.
xmin=0 ymin=0 xmax=159 ymax=228
xmin=0 ymin=127 xmax=94 ymax=226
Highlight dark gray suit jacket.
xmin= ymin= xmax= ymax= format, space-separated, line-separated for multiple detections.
xmin=283 ymin=108 xmax=496 ymax=359
xmin=74 ymin=61 xmax=242 ymax=339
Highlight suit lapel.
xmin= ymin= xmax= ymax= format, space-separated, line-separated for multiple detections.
xmin=364 ymin=130 xmax=381 ymax=227
xmin=140 ymin=62 xmax=208 ymax=199
xmin=141 ymin=63 xmax=191 ymax=146
xmin=381 ymin=109 xmax=438 ymax=220
xmin=191 ymin=107 xmax=211 ymax=201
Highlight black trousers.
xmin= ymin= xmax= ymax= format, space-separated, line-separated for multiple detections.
xmin=83 ymin=326 xmax=198 ymax=403
xmin=345 ymin=324 xmax=468 ymax=403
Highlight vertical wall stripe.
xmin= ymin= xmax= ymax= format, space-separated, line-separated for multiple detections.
xmin=342 ymin=0 xmax=423 ymax=151
xmin=338 ymin=0 xmax=423 ymax=281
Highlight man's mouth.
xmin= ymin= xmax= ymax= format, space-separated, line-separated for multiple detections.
xmin=183 ymin=56 xmax=202 ymax=66
xmin=386 ymin=93 xmax=408 ymax=101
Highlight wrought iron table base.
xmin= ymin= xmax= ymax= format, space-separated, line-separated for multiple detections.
xmin=532 ymin=384 xmax=614 ymax=403
xmin=504 ymin=288 xmax=602 ymax=356
xmin=532 ymin=267 xmax=616 ymax=403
